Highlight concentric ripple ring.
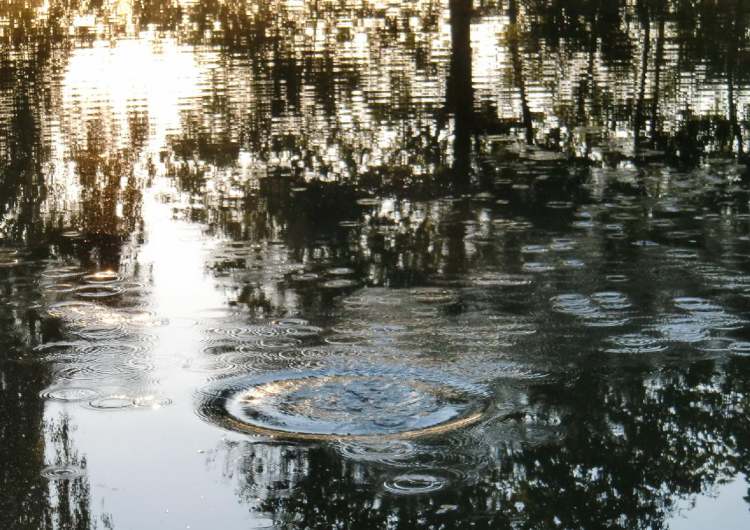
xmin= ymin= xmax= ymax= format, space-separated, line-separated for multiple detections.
xmin=197 ymin=367 xmax=491 ymax=441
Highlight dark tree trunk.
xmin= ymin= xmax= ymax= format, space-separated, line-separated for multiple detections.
xmin=508 ymin=0 xmax=533 ymax=144
xmin=447 ymin=0 xmax=474 ymax=184
xmin=728 ymin=0 xmax=744 ymax=155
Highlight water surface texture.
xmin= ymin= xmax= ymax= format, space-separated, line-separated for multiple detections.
xmin=3 ymin=1 xmax=750 ymax=528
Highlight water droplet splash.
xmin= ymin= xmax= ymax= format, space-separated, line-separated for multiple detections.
xmin=383 ymin=473 xmax=448 ymax=495
xmin=198 ymin=367 xmax=491 ymax=440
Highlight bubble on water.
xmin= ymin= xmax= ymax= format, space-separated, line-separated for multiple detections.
xmin=281 ymin=325 xmax=323 ymax=338
xmin=52 ymin=361 xmax=143 ymax=386
xmin=77 ymin=342 xmax=152 ymax=357
xmin=550 ymin=294 xmax=599 ymax=317
xmin=551 ymin=292 xmax=630 ymax=327
xmin=203 ymin=341 xmax=242 ymax=356
xmin=324 ymin=326 xmax=371 ymax=345
xmin=86 ymin=395 xmax=137 ymax=410
xmin=133 ymin=395 xmax=173 ymax=409
xmin=82 ymin=271 xmax=121 ymax=284
xmin=651 ymin=316 xmax=710 ymax=343
xmin=342 ymin=295 xmax=372 ymax=308
xmin=74 ymin=284 xmax=124 ymax=299
xmin=585 ymin=316 xmax=631 ymax=328
xmin=604 ymin=334 xmax=668 ymax=354
xmin=43 ymin=282 xmax=77 ymax=294
xmin=0 ymin=248 xmax=21 ymax=268
xmin=327 ymin=267 xmax=355 ymax=276
xmin=258 ymin=336 xmax=303 ymax=349
xmin=337 ymin=440 xmax=418 ymax=465
xmin=207 ymin=325 xmax=290 ymax=340
xmin=506 ymin=220 xmax=534 ymax=232
xmin=729 ymin=342 xmax=750 ymax=356
xmin=550 ymin=239 xmax=576 ymax=251
xmin=33 ymin=341 xmax=87 ymax=361
xmin=696 ymin=338 xmax=734 ymax=355
xmin=321 ymin=278 xmax=358 ymax=289
xmin=521 ymin=245 xmax=549 ymax=254
xmin=269 ymin=348 xmax=331 ymax=366
xmin=611 ymin=212 xmax=640 ymax=222
xmin=118 ymin=309 xmax=168 ymax=329
xmin=275 ymin=317 xmax=307 ymax=326
xmin=673 ymin=297 xmax=746 ymax=330
xmin=70 ymin=322 xmax=131 ymax=341
xmin=546 ymin=201 xmax=574 ymax=209
xmin=383 ymin=473 xmax=448 ymax=495
xmin=664 ymin=248 xmax=699 ymax=260
xmin=472 ymin=192 xmax=494 ymax=202
xmin=492 ymin=318 xmax=537 ymax=337
xmin=289 ymin=272 xmax=321 ymax=283
xmin=632 ymin=240 xmax=659 ymax=248
xmin=591 ymin=292 xmax=631 ymax=310
xmin=370 ymin=323 xmax=408 ymax=334
xmin=665 ymin=230 xmax=696 ymax=241
xmin=410 ymin=288 xmax=459 ymax=305
xmin=471 ymin=273 xmax=533 ymax=287
xmin=226 ymin=347 xmax=331 ymax=373
xmin=522 ymin=262 xmax=555 ymax=273
xmin=416 ymin=425 xmax=500 ymax=472
xmin=182 ymin=353 xmax=246 ymax=376
xmin=197 ymin=367 xmax=490 ymax=440
xmin=674 ymin=297 xmax=719 ymax=312
xmin=42 ymin=266 xmax=84 ymax=280
xmin=40 ymin=386 xmax=99 ymax=402
xmin=650 ymin=218 xmax=676 ymax=228
xmin=43 ymin=340 xmax=153 ymax=384
xmin=699 ymin=313 xmax=746 ymax=331
xmin=126 ymin=355 xmax=157 ymax=372
xmin=71 ymin=307 xmax=157 ymax=340
xmin=41 ymin=465 xmax=84 ymax=481
xmin=46 ymin=300 xmax=99 ymax=320
xmin=560 ymin=259 xmax=586 ymax=269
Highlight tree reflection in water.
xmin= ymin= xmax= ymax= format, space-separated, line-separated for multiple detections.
xmin=2 ymin=0 xmax=750 ymax=529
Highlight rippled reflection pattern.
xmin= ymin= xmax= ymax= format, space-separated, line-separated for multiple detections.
xmin=3 ymin=0 xmax=750 ymax=529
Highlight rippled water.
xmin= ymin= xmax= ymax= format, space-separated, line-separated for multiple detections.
xmin=3 ymin=1 xmax=750 ymax=529
xmin=200 ymin=368 xmax=490 ymax=439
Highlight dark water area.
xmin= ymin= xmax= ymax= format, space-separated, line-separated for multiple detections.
xmin=3 ymin=1 xmax=750 ymax=528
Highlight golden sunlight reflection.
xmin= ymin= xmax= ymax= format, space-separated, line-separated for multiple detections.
xmin=60 ymin=37 xmax=204 ymax=150
xmin=140 ymin=182 xmax=225 ymax=319
xmin=471 ymin=17 xmax=508 ymax=109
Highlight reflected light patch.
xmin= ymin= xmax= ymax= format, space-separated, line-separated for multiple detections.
xmin=61 ymin=36 xmax=204 ymax=150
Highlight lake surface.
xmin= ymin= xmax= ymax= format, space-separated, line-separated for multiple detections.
xmin=2 ymin=1 xmax=750 ymax=528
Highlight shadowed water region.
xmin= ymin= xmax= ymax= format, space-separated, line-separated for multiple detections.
xmin=4 ymin=0 xmax=750 ymax=528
